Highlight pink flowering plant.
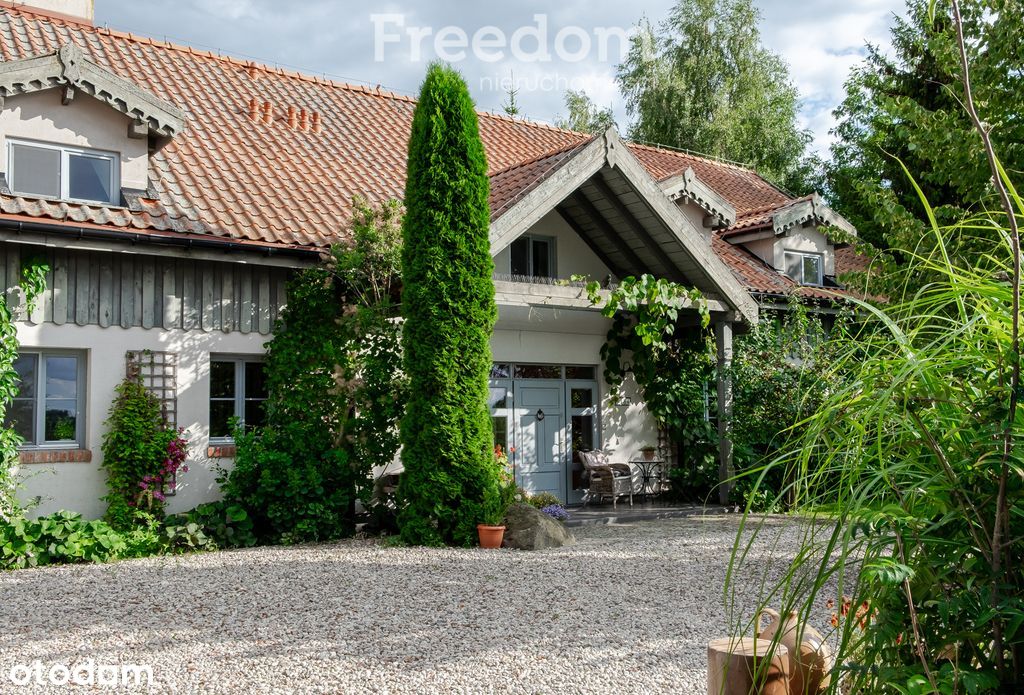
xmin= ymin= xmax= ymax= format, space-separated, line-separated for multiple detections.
xmin=101 ymin=379 xmax=191 ymax=529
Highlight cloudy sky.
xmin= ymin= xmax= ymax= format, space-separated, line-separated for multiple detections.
xmin=95 ymin=0 xmax=906 ymax=158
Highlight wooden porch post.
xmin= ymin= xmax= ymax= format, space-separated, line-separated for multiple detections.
xmin=715 ymin=321 xmax=734 ymax=505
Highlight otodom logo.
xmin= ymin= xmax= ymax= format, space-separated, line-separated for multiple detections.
xmin=7 ymin=660 xmax=153 ymax=688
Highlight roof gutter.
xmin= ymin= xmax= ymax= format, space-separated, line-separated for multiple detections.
xmin=0 ymin=217 xmax=323 ymax=260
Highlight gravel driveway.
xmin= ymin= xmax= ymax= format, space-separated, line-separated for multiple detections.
xmin=0 ymin=515 xmax=838 ymax=694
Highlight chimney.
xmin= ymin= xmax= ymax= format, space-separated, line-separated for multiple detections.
xmin=287 ymin=106 xmax=298 ymax=129
xmin=261 ymin=101 xmax=273 ymax=125
xmin=10 ymin=0 xmax=94 ymax=24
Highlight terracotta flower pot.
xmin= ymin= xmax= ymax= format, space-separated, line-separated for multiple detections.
xmin=642 ymin=449 xmax=656 ymax=461
xmin=477 ymin=524 xmax=505 ymax=549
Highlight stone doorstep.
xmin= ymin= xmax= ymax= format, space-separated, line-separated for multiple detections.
xmin=18 ymin=448 xmax=93 ymax=464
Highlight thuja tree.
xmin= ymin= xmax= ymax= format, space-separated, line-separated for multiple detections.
xmin=397 ymin=63 xmax=501 ymax=547
xmin=223 ymin=196 xmax=405 ymax=543
xmin=0 ymin=258 xmax=48 ymax=522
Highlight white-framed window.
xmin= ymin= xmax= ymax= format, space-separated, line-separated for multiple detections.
xmin=510 ymin=234 xmax=556 ymax=279
xmin=7 ymin=139 xmax=119 ymax=205
xmin=784 ymin=251 xmax=824 ymax=286
xmin=209 ymin=357 xmax=268 ymax=441
xmin=5 ymin=350 xmax=86 ymax=448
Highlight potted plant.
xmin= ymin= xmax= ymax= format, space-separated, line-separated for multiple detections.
xmin=478 ymin=445 xmax=517 ymax=548
xmin=640 ymin=444 xmax=658 ymax=461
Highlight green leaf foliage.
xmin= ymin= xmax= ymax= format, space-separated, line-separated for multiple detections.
xmin=553 ymin=90 xmax=617 ymax=134
xmin=397 ymin=63 xmax=501 ymax=546
xmin=828 ymin=1 xmax=1023 ymax=262
xmin=222 ymin=196 xmax=406 ymax=544
xmin=100 ymin=379 xmax=181 ymax=527
xmin=0 ymin=257 xmax=49 ymax=522
xmin=616 ymin=0 xmax=821 ymax=194
xmin=733 ymin=216 xmax=1024 ymax=692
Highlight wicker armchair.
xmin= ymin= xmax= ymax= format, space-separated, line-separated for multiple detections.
xmin=580 ymin=450 xmax=634 ymax=508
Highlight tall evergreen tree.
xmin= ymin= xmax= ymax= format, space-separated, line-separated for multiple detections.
xmin=616 ymin=0 xmax=818 ymax=194
xmin=396 ymin=63 xmax=501 ymax=547
xmin=828 ymin=0 xmax=1023 ymax=253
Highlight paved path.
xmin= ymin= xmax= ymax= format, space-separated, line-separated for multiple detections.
xmin=0 ymin=515 xmax=837 ymax=694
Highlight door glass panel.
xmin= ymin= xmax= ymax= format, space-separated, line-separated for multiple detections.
xmin=10 ymin=144 xmax=60 ymax=198
xmin=490 ymin=363 xmax=511 ymax=379
xmin=571 ymin=414 xmax=594 ymax=491
xmin=510 ymin=237 xmax=529 ymax=276
xmin=565 ymin=366 xmax=596 ymax=380
xmin=492 ymin=416 xmax=508 ymax=451
xmin=68 ymin=153 xmax=114 ymax=203
xmin=571 ymin=388 xmax=593 ymax=408
xmin=488 ymin=387 xmax=509 ymax=409
xmin=514 ymin=364 xmax=561 ymax=379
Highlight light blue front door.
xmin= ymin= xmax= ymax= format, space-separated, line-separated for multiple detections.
xmin=514 ymin=380 xmax=566 ymax=500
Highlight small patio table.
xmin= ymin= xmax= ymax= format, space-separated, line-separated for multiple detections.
xmin=631 ymin=457 xmax=665 ymax=498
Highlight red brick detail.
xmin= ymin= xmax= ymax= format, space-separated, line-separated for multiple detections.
xmin=19 ymin=449 xmax=93 ymax=464
xmin=207 ymin=445 xmax=237 ymax=459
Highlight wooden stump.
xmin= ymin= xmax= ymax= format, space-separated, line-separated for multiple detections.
xmin=708 ymin=637 xmax=791 ymax=695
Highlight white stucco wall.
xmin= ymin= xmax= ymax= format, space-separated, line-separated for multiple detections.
xmin=14 ymin=321 xmax=267 ymax=519
xmin=493 ymin=210 xmax=612 ymax=281
xmin=0 ymin=89 xmax=149 ymax=192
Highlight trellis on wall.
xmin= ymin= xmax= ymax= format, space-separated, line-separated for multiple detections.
xmin=125 ymin=350 xmax=179 ymax=426
xmin=125 ymin=349 xmax=180 ymax=495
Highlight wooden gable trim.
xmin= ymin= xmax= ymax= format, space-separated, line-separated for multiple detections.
xmin=0 ymin=43 xmax=187 ymax=139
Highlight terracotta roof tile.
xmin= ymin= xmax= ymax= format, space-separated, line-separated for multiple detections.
xmin=0 ymin=2 xmax=827 ymax=300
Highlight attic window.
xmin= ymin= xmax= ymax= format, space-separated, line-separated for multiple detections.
xmin=8 ymin=140 xmax=119 ymax=205
xmin=784 ymin=251 xmax=823 ymax=286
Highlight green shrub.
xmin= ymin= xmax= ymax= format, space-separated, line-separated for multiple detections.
xmin=223 ymin=198 xmax=405 ymax=545
xmin=172 ymin=501 xmax=256 ymax=549
xmin=0 ymin=511 xmax=126 ymax=569
xmin=100 ymin=379 xmax=187 ymax=527
xmin=397 ymin=63 xmax=501 ymax=547
xmin=527 ymin=492 xmax=562 ymax=510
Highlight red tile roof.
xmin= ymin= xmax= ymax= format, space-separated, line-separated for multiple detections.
xmin=0 ymin=2 xmax=848 ymax=299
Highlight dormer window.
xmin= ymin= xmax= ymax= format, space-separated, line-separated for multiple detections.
xmin=784 ymin=250 xmax=823 ymax=286
xmin=8 ymin=139 xmax=119 ymax=205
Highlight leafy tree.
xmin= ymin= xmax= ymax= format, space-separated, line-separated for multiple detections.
xmin=617 ymin=0 xmax=818 ymax=194
xmin=828 ymin=0 xmax=1023 ymax=254
xmin=554 ymin=90 xmax=616 ymax=133
xmin=397 ymin=63 xmax=502 ymax=547
xmin=224 ymin=197 xmax=405 ymax=543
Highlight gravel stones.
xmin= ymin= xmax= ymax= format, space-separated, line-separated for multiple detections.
xmin=0 ymin=515 xmax=841 ymax=694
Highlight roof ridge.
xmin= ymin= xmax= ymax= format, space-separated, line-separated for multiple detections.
xmin=489 ymin=135 xmax=594 ymax=177
xmin=626 ymin=140 xmax=758 ymax=175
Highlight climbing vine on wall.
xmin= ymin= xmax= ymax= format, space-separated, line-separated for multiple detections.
xmin=586 ymin=274 xmax=715 ymax=471
xmin=0 ymin=256 xmax=50 ymax=522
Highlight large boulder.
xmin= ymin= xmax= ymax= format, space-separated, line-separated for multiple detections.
xmin=502 ymin=503 xmax=575 ymax=550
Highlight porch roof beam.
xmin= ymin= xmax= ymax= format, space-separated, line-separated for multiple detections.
xmin=591 ymin=174 xmax=681 ymax=281
xmin=569 ymin=190 xmax=651 ymax=280
xmin=555 ymin=206 xmax=625 ymax=280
